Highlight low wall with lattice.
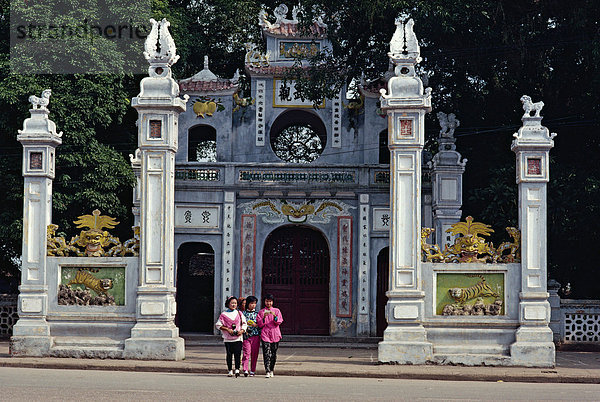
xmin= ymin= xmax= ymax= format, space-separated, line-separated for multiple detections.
xmin=559 ymin=300 xmax=600 ymax=344
xmin=0 ymin=294 xmax=18 ymax=337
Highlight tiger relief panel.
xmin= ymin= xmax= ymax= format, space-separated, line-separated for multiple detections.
xmin=436 ymin=273 xmax=505 ymax=316
xmin=58 ymin=267 xmax=126 ymax=306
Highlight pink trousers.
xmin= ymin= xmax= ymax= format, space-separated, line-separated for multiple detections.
xmin=242 ymin=336 xmax=260 ymax=372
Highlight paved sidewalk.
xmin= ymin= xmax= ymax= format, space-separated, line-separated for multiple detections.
xmin=0 ymin=341 xmax=599 ymax=384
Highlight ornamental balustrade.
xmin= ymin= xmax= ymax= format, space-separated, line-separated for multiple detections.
xmin=0 ymin=295 xmax=18 ymax=337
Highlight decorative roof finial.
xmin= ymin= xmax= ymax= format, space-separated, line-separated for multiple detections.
xmin=28 ymin=89 xmax=52 ymax=110
xmin=143 ymin=18 xmax=179 ymax=67
xmin=204 ymin=55 xmax=209 ymax=70
xmin=437 ymin=112 xmax=460 ymax=140
xmin=273 ymin=4 xmax=289 ymax=25
xmin=389 ymin=16 xmax=420 ymax=62
xmin=520 ymin=95 xmax=544 ymax=119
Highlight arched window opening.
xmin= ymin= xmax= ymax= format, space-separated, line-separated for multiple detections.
xmin=188 ymin=125 xmax=217 ymax=162
xmin=379 ymin=129 xmax=390 ymax=164
xmin=270 ymin=110 xmax=327 ymax=163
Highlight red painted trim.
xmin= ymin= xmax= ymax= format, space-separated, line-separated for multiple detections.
xmin=240 ymin=214 xmax=257 ymax=297
xmin=336 ymin=216 xmax=353 ymax=318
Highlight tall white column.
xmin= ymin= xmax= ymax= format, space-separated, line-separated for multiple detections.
xmin=431 ymin=112 xmax=466 ymax=248
xmin=124 ymin=19 xmax=188 ymax=360
xmin=509 ymin=96 xmax=556 ymax=367
xmin=11 ymin=90 xmax=61 ymax=356
xmin=378 ymin=18 xmax=433 ymax=363
xmin=130 ymin=149 xmax=141 ymax=227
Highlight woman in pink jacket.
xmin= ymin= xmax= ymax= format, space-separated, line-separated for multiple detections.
xmin=215 ymin=296 xmax=247 ymax=377
xmin=257 ymin=293 xmax=283 ymax=378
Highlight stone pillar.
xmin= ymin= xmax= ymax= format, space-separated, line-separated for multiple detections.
xmin=431 ymin=112 xmax=466 ymax=248
xmin=11 ymin=90 xmax=61 ymax=356
xmin=130 ymin=149 xmax=141 ymax=227
xmin=378 ymin=18 xmax=433 ymax=364
xmin=547 ymin=279 xmax=561 ymax=344
xmin=124 ymin=19 xmax=188 ymax=360
xmin=509 ymin=95 xmax=556 ymax=367
xmin=357 ymin=194 xmax=370 ymax=336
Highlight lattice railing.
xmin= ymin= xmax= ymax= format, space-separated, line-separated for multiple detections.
xmin=561 ymin=300 xmax=600 ymax=343
xmin=0 ymin=294 xmax=18 ymax=337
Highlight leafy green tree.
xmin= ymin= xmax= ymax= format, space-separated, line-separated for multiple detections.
xmin=0 ymin=0 xmax=598 ymax=298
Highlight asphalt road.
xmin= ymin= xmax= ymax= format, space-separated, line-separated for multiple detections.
xmin=0 ymin=367 xmax=599 ymax=401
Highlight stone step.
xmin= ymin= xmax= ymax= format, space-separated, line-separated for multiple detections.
xmin=51 ymin=337 xmax=125 ymax=359
xmin=52 ymin=336 xmax=125 ymax=348
xmin=50 ymin=345 xmax=124 ymax=359
xmin=433 ymin=344 xmax=510 ymax=356
xmin=433 ymin=353 xmax=512 ymax=366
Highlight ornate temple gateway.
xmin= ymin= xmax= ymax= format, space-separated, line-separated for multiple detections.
xmin=11 ymin=7 xmax=556 ymax=367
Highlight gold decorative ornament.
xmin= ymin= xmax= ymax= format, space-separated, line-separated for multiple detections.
xmin=47 ymin=210 xmax=139 ymax=257
xmin=47 ymin=224 xmax=78 ymax=256
xmin=421 ymin=216 xmax=520 ymax=263
xmin=250 ymin=199 xmax=345 ymax=223
xmin=281 ymin=203 xmax=315 ymax=222
xmin=494 ymin=226 xmax=521 ymax=263
xmin=445 ymin=216 xmax=496 ymax=263
xmin=342 ymin=94 xmax=364 ymax=113
xmin=192 ymin=97 xmax=224 ymax=118
xmin=233 ymin=92 xmax=255 ymax=113
xmin=73 ymin=209 xmax=120 ymax=257
xmin=421 ymin=227 xmax=444 ymax=262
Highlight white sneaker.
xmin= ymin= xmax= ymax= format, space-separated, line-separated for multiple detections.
xmin=265 ymin=372 xmax=270 ymax=378
xmin=234 ymin=369 xmax=240 ymax=378
xmin=227 ymin=370 xmax=233 ymax=377
xmin=244 ymin=370 xmax=249 ymax=377
xmin=249 ymin=372 xmax=255 ymax=377
xmin=269 ymin=371 xmax=274 ymax=377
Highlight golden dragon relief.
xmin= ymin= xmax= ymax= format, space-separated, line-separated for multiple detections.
xmin=421 ymin=216 xmax=520 ymax=263
xmin=47 ymin=209 xmax=139 ymax=257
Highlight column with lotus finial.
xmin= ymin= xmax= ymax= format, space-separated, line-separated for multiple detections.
xmin=11 ymin=89 xmax=62 ymax=356
xmin=509 ymin=95 xmax=556 ymax=367
xmin=378 ymin=17 xmax=433 ymax=364
xmin=124 ymin=18 xmax=189 ymax=360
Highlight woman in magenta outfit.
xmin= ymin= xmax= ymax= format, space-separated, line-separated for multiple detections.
xmin=241 ymin=295 xmax=261 ymax=377
xmin=257 ymin=293 xmax=283 ymax=378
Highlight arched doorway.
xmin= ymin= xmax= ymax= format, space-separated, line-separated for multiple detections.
xmin=262 ymin=225 xmax=330 ymax=335
xmin=376 ymin=247 xmax=389 ymax=337
xmin=176 ymin=242 xmax=215 ymax=333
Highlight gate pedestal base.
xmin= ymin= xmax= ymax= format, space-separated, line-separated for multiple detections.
xmin=378 ymin=325 xmax=433 ymax=364
xmin=10 ymin=336 xmax=52 ymax=357
xmin=124 ymin=322 xmax=185 ymax=360
xmin=10 ymin=318 xmax=52 ymax=357
xmin=510 ymin=326 xmax=555 ymax=368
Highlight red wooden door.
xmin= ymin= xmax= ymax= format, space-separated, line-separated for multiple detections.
xmin=376 ymin=247 xmax=389 ymax=337
xmin=262 ymin=226 xmax=329 ymax=335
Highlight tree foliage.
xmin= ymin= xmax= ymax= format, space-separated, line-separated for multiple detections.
xmin=0 ymin=0 xmax=598 ymax=297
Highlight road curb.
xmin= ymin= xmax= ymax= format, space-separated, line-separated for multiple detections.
xmin=1 ymin=359 xmax=599 ymax=384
